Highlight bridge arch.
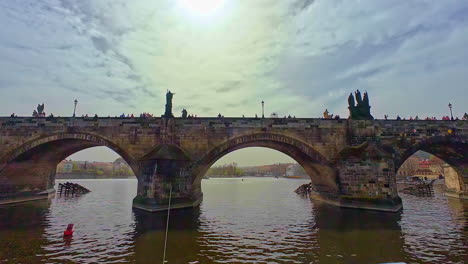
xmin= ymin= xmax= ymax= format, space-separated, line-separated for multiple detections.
xmin=1 ymin=132 xmax=137 ymax=168
xmin=396 ymin=135 xmax=467 ymax=196
xmin=0 ymin=132 xmax=138 ymax=198
xmin=190 ymin=133 xmax=339 ymax=194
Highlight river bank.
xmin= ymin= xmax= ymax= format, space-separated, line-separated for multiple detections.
xmin=56 ymin=172 xmax=134 ymax=179
xmin=205 ymin=175 xmax=308 ymax=179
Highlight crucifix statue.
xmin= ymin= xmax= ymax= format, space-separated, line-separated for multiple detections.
xmin=163 ymin=90 xmax=175 ymax=118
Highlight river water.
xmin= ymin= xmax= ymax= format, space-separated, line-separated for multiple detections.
xmin=0 ymin=178 xmax=466 ymax=264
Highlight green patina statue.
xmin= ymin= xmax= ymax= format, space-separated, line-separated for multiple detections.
xmin=348 ymin=90 xmax=374 ymax=120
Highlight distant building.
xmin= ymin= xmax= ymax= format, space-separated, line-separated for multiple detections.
xmin=59 ymin=161 xmax=73 ymax=173
xmin=414 ymin=168 xmax=438 ymax=179
xmin=397 ymin=156 xmax=420 ymax=178
xmin=398 ymin=155 xmax=447 ymax=181
xmin=285 ymin=164 xmax=308 ymax=178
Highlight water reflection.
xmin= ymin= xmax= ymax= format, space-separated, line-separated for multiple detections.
xmin=133 ymin=208 xmax=202 ymax=264
xmin=0 ymin=178 xmax=466 ymax=264
xmin=313 ymin=202 xmax=407 ymax=264
xmin=0 ymin=200 xmax=50 ymax=263
xmin=399 ymin=192 xmax=467 ymax=264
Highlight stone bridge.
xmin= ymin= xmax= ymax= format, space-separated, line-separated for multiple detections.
xmin=0 ymin=116 xmax=466 ymax=212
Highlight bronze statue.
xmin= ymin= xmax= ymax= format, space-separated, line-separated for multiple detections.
xmin=181 ymin=109 xmax=187 ymax=118
xmin=163 ymin=91 xmax=174 ymax=118
xmin=166 ymin=91 xmax=174 ymax=103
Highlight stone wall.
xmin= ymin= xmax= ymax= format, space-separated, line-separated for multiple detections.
xmin=444 ymin=165 xmax=462 ymax=192
xmin=0 ymin=116 xmax=466 ymax=210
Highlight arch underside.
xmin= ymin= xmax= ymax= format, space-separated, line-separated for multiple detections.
xmin=0 ymin=134 xmax=137 ymax=196
xmin=397 ymin=136 xmax=467 ymax=193
xmin=191 ymin=135 xmax=339 ymax=193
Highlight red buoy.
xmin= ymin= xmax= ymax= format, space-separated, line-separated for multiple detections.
xmin=64 ymin=224 xmax=74 ymax=236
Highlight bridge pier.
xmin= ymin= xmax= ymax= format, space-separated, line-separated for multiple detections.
xmin=444 ymin=168 xmax=468 ymax=199
xmin=328 ymin=142 xmax=403 ymax=212
xmin=132 ymin=158 xmax=202 ymax=212
xmin=0 ymin=160 xmax=57 ymax=205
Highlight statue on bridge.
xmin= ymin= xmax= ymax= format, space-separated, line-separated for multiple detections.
xmin=348 ymin=93 xmax=355 ymax=107
xmin=348 ymin=90 xmax=374 ymax=120
xmin=33 ymin=103 xmax=46 ymax=117
xmin=163 ymin=91 xmax=175 ymax=118
xmin=355 ymin=90 xmax=363 ymax=105
xmin=181 ymin=109 xmax=188 ymax=118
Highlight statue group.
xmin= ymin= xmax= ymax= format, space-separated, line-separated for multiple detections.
xmin=348 ymin=90 xmax=373 ymax=120
xmin=33 ymin=103 xmax=46 ymax=117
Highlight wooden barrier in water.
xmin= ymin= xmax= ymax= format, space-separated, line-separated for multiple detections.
xmin=57 ymin=182 xmax=90 ymax=196
xmin=400 ymin=179 xmax=435 ymax=197
xmin=295 ymin=182 xmax=313 ymax=196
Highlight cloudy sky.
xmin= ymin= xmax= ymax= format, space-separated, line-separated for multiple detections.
xmin=1 ymin=0 xmax=467 ymax=164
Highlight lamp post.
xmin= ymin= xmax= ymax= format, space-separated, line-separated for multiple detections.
xmin=261 ymin=100 xmax=264 ymax=118
xmin=73 ymin=99 xmax=78 ymax=117
xmin=448 ymin=103 xmax=453 ymax=120
xmin=72 ymin=99 xmax=78 ymax=127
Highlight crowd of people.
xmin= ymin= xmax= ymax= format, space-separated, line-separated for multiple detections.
xmin=393 ymin=114 xmax=468 ymax=121
xmin=10 ymin=103 xmax=468 ymax=121
xmin=19 ymin=112 xmax=468 ymax=121
xmin=323 ymin=109 xmax=341 ymax=120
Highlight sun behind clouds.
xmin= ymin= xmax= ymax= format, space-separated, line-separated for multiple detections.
xmin=177 ymin=0 xmax=227 ymax=17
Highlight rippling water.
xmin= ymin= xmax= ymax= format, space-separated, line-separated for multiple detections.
xmin=0 ymin=178 xmax=466 ymax=264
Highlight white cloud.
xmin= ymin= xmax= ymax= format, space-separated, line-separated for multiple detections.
xmin=278 ymin=0 xmax=468 ymax=118
xmin=0 ymin=0 xmax=467 ymax=119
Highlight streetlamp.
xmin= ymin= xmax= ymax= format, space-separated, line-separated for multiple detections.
xmin=448 ymin=103 xmax=453 ymax=120
xmin=261 ymin=100 xmax=264 ymax=118
xmin=73 ymin=99 xmax=78 ymax=117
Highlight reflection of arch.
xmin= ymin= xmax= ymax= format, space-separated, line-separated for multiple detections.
xmin=191 ymin=133 xmax=338 ymax=192
xmin=0 ymin=132 xmax=138 ymax=182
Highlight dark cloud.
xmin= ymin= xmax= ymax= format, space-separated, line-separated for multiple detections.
xmin=290 ymin=0 xmax=316 ymax=15
xmin=91 ymin=36 xmax=111 ymax=53
xmin=135 ymin=85 xmax=157 ymax=98
xmin=200 ymin=106 xmax=212 ymax=113
xmin=98 ymin=88 xmax=136 ymax=105
xmin=349 ymin=65 xmax=391 ymax=80
xmin=65 ymin=86 xmax=88 ymax=94
xmin=56 ymin=45 xmax=74 ymax=50
xmin=449 ymin=6 xmax=468 ymax=22
xmin=278 ymin=23 xmax=436 ymax=101
xmin=226 ymin=99 xmax=249 ymax=108
xmin=114 ymin=51 xmax=134 ymax=70
xmin=127 ymin=74 xmax=141 ymax=81
xmin=215 ymin=81 xmax=241 ymax=93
